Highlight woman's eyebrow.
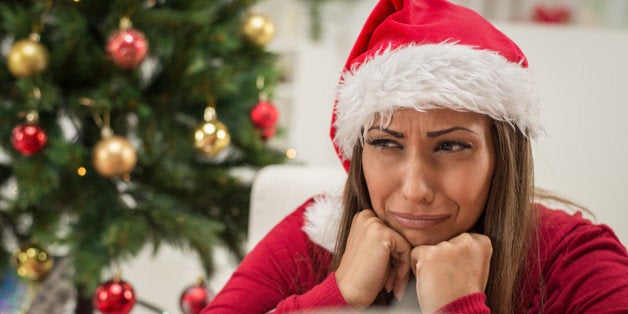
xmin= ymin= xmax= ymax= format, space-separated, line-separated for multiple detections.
xmin=367 ymin=126 xmax=404 ymax=138
xmin=426 ymin=126 xmax=476 ymax=138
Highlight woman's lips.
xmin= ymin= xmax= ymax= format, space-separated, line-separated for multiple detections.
xmin=389 ymin=212 xmax=450 ymax=229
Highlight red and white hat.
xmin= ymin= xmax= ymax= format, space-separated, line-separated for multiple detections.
xmin=331 ymin=0 xmax=543 ymax=171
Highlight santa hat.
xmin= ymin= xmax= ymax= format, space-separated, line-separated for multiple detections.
xmin=331 ymin=0 xmax=543 ymax=171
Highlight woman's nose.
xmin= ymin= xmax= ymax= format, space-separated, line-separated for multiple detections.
xmin=400 ymin=156 xmax=436 ymax=204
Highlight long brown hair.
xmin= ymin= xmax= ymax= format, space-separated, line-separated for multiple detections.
xmin=332 ymin=119 xmax=538 ymax=312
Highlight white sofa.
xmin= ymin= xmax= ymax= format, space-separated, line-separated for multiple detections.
xmin=248 ymin=164 xmax=347 ymax=249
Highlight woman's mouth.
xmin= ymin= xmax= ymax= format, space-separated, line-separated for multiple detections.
xmin=389 ymin=212 xmax=450 ymax=229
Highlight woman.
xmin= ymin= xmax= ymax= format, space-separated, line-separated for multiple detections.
xmin=204 ymin=0 xmax=628 ymax=312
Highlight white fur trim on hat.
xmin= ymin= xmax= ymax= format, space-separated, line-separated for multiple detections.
xmin=333 ymin=42 xmax=544 ymax=161
xmin=302 ymin=194 xmax=342 ymax=253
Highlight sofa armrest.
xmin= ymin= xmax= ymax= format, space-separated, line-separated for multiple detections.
xmin=248 ymin=164 xmax=347 ymax=250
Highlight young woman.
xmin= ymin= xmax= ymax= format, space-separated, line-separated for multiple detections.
xmin=204 ymin=0 xmax=628 ymax=312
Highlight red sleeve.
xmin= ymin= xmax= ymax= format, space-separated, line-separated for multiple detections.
xmin=202 ymin=199 xmax=349 ymax=313
xmin=274 ymin=272 xmax=348 ymax=312
xmin=437 ymin=292 xmax=489 ymax=313
xmin=536 ymin=208 xmax=628 ymax=313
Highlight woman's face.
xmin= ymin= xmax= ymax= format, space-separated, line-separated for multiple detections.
xmin=362 ymin=108 xmax=495 ymax=246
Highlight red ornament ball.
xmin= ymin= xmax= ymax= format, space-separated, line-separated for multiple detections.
xmin=106 ymin=28 xmax=149 ymax=69
xmin=250 ymin=101 xmax=279 ymax=129
xmin=93 ymin=278 xmax=136 ymax=314
xmin=11 ymin=123 xmax=47 ymax=156
xmin=180 ymin=281 xmax=214 ymax=314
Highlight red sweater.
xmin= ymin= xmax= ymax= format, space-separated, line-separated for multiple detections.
xmin=204 ymin=197 xmax=628 ymax=313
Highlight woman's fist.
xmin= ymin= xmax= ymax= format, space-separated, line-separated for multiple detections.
xmin=411 ymin=232 xmax=492 ymax=313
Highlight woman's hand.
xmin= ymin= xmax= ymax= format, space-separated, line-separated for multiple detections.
xmin=335 ymin=209 xmax=412 ymax=310
xmin=411 ymin=232 xmax=492 ymax=313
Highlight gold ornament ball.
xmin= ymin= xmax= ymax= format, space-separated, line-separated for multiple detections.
xmin=194 ymin=120 xmax=231 ymax=157
xmin=92 ymin=135 xmax=138 ymax=178
xmin=7 ymin=38 xmax=50 ymax=78
xmin=242 ymin=13 xmax=275 ymax=47
xmin=14 ymin=245 xmax=54 ymax=281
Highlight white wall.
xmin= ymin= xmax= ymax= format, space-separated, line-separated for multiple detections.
xmin=259 ymin=0 xmax=375 ymax=167
xmin=497 ymin=23 xmax=628 ymax=244
xmin=121 ymin=1 xmax=628 ymax=312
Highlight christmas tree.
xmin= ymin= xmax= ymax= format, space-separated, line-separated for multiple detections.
xmin=0 ymin=0 xmax=284 ymax=312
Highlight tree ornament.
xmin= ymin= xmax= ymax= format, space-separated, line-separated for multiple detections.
xmin=251 ymin=77 xmax=279 ymax=140
xmin=250 ymin=100 xmax=279 ymax=129
xmin=93 ymin=277 xmax=136 ymax=314
xmin=194 ymin=106 xmax=231 ymax=157
xmin=92 ymin=128 xmax=137 ymax=178
xmin=179 ymin=278 xmax=214 ymax=314
xmin=106 ymin=17 xmax=149 ymax=69
xmin=7 ymin=33 xmax=49 ymax=78
xmin=11 ymin=110 xmax=47 ymax=156
xmin=13 ymin=244 xmax=54 ymax=281
xmin=241 ymin=12 xmax=275 ymax=47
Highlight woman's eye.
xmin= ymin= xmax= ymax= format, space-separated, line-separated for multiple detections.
xmin=435 ymin=141 xmax=472 ymax=152
xmin=366 ymin=138 xmax=400 ymax=149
